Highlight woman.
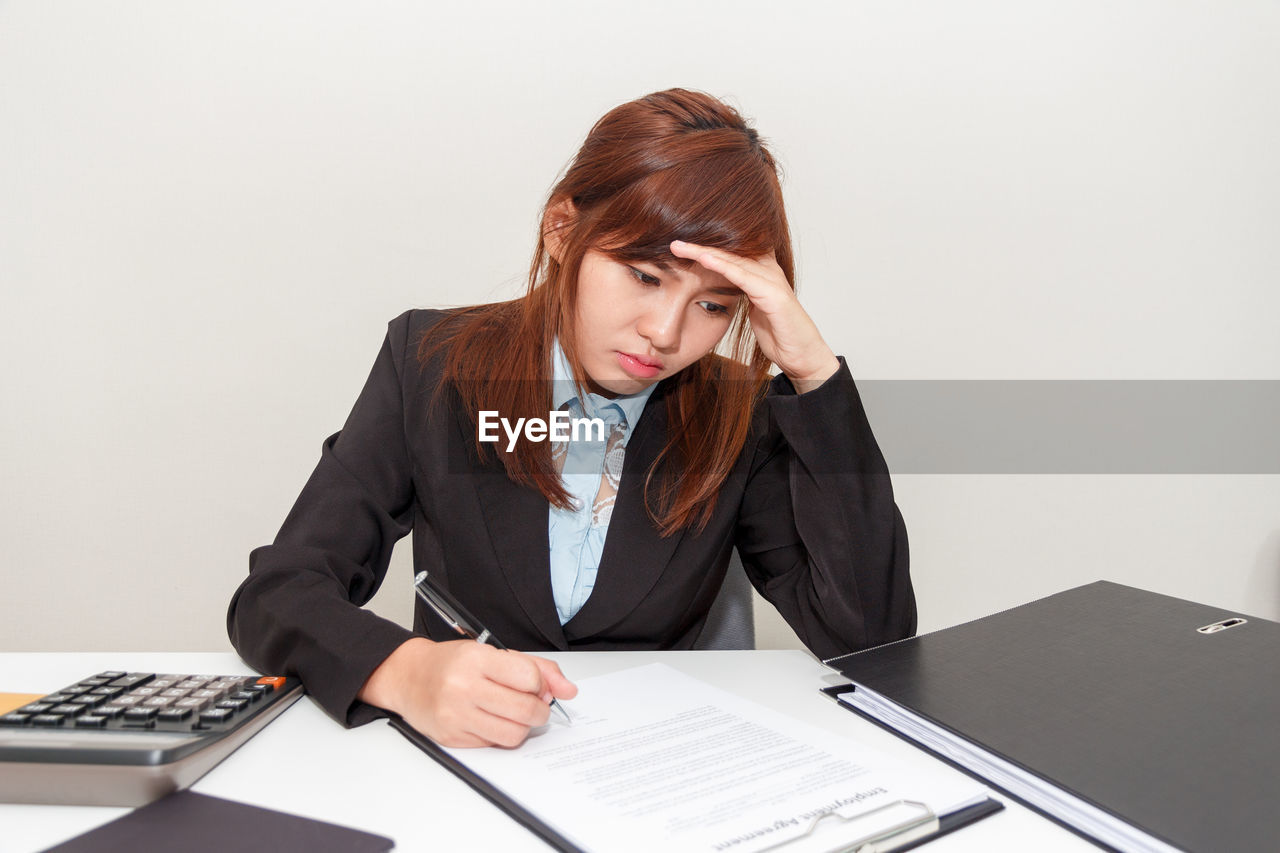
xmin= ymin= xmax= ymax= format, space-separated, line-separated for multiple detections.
xmin=228 ymin=89 xmax=915 ymax=748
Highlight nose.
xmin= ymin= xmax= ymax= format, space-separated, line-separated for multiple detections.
xmin=635 ymin=293 xmax=683 ymax=352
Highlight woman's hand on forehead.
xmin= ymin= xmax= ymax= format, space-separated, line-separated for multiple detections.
xmin=669 ymin=240 xmax=840 ymax=393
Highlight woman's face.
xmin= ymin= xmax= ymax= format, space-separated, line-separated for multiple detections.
xmin=573 ymin=249 xmax=742 ymax=397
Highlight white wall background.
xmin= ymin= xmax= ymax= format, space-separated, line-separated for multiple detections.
xmin=1 ymin=0 xmax=1276 ymax=653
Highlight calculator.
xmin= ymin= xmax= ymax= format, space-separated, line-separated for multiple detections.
xmin=0 ymin=670 xmax=303 ymax=807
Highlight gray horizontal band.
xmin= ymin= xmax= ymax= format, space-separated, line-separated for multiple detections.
xmin=860 ymin=380 xmax=1280 ymax=474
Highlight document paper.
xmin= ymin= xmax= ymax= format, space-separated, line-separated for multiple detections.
xmin=445 ymin=663 xmax=988 ymax=853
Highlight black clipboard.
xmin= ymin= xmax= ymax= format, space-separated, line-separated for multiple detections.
xmin=388 ymin=716 xmax=582 ymax=852
xmin=389 ymin=714 xmax=1003 ymax=852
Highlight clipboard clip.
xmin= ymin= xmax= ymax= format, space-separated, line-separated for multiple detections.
xmin=756 ymin=799 xmax=940 ymax=853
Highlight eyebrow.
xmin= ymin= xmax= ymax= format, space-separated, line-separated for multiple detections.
xmin=642 ymin=259 xmax=741 ymax=297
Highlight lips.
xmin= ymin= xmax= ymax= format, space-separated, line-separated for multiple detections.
xmin=617 ymin=351 xmax=663 ymax=379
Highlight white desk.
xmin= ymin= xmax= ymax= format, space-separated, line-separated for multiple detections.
xmin=2 ymin=651 xmax=1093 ymax=852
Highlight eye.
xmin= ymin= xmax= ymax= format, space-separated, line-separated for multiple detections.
xmin=626 ymin=265 xmax=661 ymax=286
xmin=698 ymin=300 xmax=731 ymax=316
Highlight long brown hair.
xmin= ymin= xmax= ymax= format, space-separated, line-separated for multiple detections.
xmin=421 ymin=89 xmax=795 ymax=534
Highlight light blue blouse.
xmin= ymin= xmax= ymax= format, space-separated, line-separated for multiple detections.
xmin=548 ymin=342 xmax=656 ymax=624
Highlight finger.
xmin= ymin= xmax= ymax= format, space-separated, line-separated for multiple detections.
xmin=480 ymin=648 xmax=548 ymax=695
xmin=669 ymin=239 xmax=775 ymax=273
xmin=463 ymin=707 xmax=538 ymax=749
xmin=669 ymin=241 xmax=783 ymax=302
xmin=531 ymin=657 xmax=579 ymax=700
xmin=472 ymin=678 xmax=553 ymax=728
xmin=427 ymin=727 xmax=489 ymax=749
xmin=404 ymin=698 xmax=496 ymax=749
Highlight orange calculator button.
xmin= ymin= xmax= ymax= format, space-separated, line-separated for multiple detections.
xmin=256 ymin=676 xmax=287 ymax=691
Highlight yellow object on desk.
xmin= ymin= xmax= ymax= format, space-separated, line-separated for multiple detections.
xmin=0 ymin=694 xmax=45 ymax=715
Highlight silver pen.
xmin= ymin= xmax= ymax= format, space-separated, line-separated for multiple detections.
xmin=413 ymin=570 xmax=572 ymax=726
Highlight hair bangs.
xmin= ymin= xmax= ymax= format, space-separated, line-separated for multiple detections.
xmin=589 ymin=149 xmax=785 ymax=267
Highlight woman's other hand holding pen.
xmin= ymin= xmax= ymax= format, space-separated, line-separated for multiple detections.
xmin=357 ymin=637 xmax=578 ymax=748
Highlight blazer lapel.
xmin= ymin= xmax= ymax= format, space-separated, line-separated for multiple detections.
xmin=563 ymin=382 xmax=687 ymax=640
xmin=458 ymin=406 xmax=568 ymax=650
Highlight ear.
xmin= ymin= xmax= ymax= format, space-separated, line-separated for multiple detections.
xmin=542 ymin=198 xmax=577 ymax=263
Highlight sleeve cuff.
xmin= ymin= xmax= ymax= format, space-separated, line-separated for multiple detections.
xmin=765 ymin=357 xmax=889 ymax=476
xmin=318 ymin=616 xmax=417 ymax=728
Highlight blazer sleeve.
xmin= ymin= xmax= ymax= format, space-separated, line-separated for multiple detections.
xmin=227 ymin=312 xmax=421 ymax=727
xmin=734 ymin=358 xmax=916 ymax=660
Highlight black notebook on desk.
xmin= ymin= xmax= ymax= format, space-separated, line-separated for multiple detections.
xmin=823 ymin=581 xmax=1280 ymax=853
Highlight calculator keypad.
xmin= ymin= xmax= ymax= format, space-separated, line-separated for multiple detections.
xmin=0 ymin=671 xmax=294 ymax=733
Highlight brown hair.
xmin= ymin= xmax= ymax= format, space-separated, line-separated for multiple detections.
xmin=422 ymin=88 xmax=794 ymax=534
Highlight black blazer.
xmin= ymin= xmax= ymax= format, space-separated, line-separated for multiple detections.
xmin=228 ymin=309 xmax=916 ymax=726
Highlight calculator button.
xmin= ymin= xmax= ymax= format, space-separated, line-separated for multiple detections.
xmin=19 ymin=703 xmax=53 ymax=714
xmin=191 ymin=689 xmax=221 ymax=700
xmin=174 ymin=697 xmax=207 ymax=709
xmin=256 ymin=676 xmax=287 ymax=691
xmin=161 ymin=688 xmax=190 ymax=698
xmin=90 ymin=686 xmax=124 ymax=697
xmin=123 ymin=707 xmax=158 ymax=723
xmin=109 ymin=695 xmax=142 ymax=706
xmin=176 ymin=679 xmax=208 ymax=690
xmin=0 ymin=713 xmax=31 ymax=726
xmin=199 ymin=708 xmax=235 ymax=724
xmin=131 ymin=686 xmax=161 ymax=696
xmin=150 ymin=679 xmax=178 ymax=689
xmin=110 ymin=673 xmax=155 ymax=689
xmin=30 ymin=715 xmax=66 ymax=727
xmin=93 ymin=705 xmax=125 ymax=719
xmin=216 ymin=698 xmax=249 ymax=712
xmin=142 ymin=696 xmax=173 ymax=708
xmin=68 ymin=695 xmax=103 ymax=708
xmin=157 ymin=707 xmax=193 ymax=722
xmin=232 ymin=690 xmax=262 ymax=703
xmin=60 ymin=686 xmax=89 ymax=697
xmin=50 ymin=704 xmax=87 ymax=716
xmin=98 ymin=671 xmax=126 ymax=679
xmin=75 ymin=715 xmax=109 ymax=728
xmin=40 ymin=694 xmax=73 ymax=704
xmin=78 ymin=676 xmax=112 ymax=686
